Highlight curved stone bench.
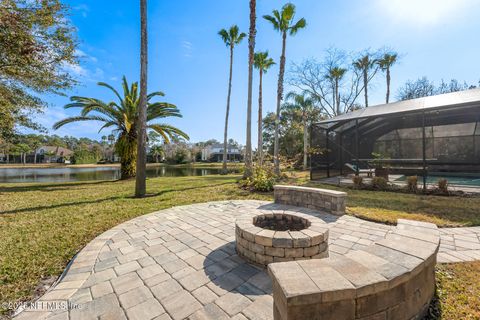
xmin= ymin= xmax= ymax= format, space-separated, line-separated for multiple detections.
xmin=268 ymin=219 xmax=440 ymax=320
xmin=274 ymin=185 xmax=347 ymax=216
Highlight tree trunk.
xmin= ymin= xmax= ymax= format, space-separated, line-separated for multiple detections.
xmin=335 ymin=78 xmax=340 ymax=115
xmin=222 ymin=45 xmax=234 ymax=174
xmin=244 ymin=0 xmax=256 ymax=178
xmin=120 ymin=133 xmax=137 ymax=180
xmin=34 ymin=150 xmax=37 ymax=164
xmin=363 ymin=69 xmax=368 ymax=107
xmin=386 ymin=67 xmax=391 ymax=103
xmin=303 ymin=117 xmax=308 ymax=170
xmin=135 ymin=0 xmax=148 ymax=197
xmin=274 ymin=32 xmax=287 ymax=176
xmin=257 ymin=69 xmax=263 ymax=166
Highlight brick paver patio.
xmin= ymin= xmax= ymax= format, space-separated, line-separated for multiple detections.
xmin=14 ymin=200 xmax=480 ymax=320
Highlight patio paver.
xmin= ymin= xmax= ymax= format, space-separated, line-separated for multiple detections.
xmin=13 ymin=200 xmax=480 ymax=320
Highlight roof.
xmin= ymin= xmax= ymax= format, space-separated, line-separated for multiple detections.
xmin=208 ymin=143 xmax=239 ymax=149
xmin=317 ymin=88 xmax=480 ymax=126
xmin=39 ymin=146 xmax=73 ymax=156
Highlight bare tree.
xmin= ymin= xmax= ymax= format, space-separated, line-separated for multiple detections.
xmin=288 ymin=49 xmax=367 ymax=117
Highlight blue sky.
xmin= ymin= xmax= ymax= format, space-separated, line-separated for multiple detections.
xmin=33 ymin=0 xmax=480 ymax=144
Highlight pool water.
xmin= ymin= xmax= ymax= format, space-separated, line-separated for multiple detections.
xmin=396 ymin=175 xmax=480 ymax=187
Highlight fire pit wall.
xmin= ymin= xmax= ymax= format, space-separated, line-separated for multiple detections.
xmin=274 ymin=185 xmax=347 ymax=216
xmin=235 ymin=213 xmax=329 ymax=267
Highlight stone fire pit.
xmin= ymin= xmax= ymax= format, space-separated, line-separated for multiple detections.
xmin=235 ymin=211 xmax=329 ymax=267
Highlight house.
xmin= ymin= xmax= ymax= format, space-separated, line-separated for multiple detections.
xmin=201 ymin=144 xmax=243 ymax=162
xmin=36 ymin=146 xmax=74 ymax=163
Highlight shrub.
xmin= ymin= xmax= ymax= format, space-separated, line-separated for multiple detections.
xmin=352 ymin=175 xmax=363 ymax=189
xmin=371 ymin=176 xmax=389 ymax=190
xmin=240 ymin=166 xmax=276 ymax=192
xmin=438 ymin=178 xmax=449 ymax=194
xmin=406 ymin=176 xmax=418 ymax=193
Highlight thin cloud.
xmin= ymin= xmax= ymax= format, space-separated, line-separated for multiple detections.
xmin=74 ymin=4 xmax=89 ymax=18
xmin=181 ymin=40 xmax=193 ymax=58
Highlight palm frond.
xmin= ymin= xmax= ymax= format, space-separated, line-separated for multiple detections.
xmin=218 ymin=29 xmax=230 ymax=46
xmin=147 ymin=91 xmax=165 ymax=101
xmin=97 ymin=81 xmax=123 ymax=103
xmin=263 ymin=14 xmax=280 ymax=31
xmin=282 ymin=3 xmax=295 ymax=22
xmin=236 ymin=32 xmax=247 ymax=44
xmin=290 ymin=18 xmax=306 ymax=35
xmin=148 ymin=124 xmax=190 ymax=143
xmin=98 ymin=121 xmax=118 ymax=133
xmin=53 ymin=116 xmax=110 ymax=130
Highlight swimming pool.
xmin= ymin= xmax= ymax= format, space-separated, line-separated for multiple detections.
xmin=395 ymin=174 xmax=480 ymax=187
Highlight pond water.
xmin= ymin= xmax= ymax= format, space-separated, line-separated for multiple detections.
xmin=0 ymin=166 xmax=225 ymax=183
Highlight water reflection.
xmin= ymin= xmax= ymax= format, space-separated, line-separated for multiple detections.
xmin=0 ymin=166 xmax=224 ymax=183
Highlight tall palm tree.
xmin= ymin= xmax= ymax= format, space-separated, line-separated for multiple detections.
xmin=244 ymin=0 xmax=256 ymax=178
xmin=327 ymin=66 xmax=347 ymax=115
xmin=218 ymin=25 xmax=246 ymax=174
xmin=378 ymin=52 xmax=398 ymax=103
xmin=284 ymin=91 xmax=318 ymax=170
xmin=254 ymin=51 xmax=275 ymax=165
xmin=264 ymin=3 xmax=306 ymax=175
xmin=353 ymin=54 xmax=378 ymax=108
xmin=136 ymin=0 xmax=148 ymax=197
xmin=53 ymin=77 xmax=188 ymax=179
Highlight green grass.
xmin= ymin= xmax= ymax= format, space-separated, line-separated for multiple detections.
xmin=304 ymin=182 xmax=480 ymax=227
xmin=0 ymin=175 xmax=268 ymax=313
xmin=1 ymin=173 xmax=480 ymax=316
xmin=433 ymin=262 xmax=480 ymax=319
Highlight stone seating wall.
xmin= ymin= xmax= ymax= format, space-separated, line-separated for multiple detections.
xmin=268 ymin=219 xmax=440 ymax=320
xmin=274 ymin=185 xmax=347 ymax=215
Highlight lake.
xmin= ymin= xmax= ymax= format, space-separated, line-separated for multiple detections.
xmin=0 ymin=166 xmax=225 ymax=183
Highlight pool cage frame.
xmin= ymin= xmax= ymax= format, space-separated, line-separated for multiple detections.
xmin=310 ymin=89 xmax=480 ymax=190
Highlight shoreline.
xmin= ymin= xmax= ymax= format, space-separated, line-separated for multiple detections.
xmin=0 ymin=162 xmax=240 ymax=169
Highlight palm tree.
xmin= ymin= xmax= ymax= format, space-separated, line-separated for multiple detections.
xmin=53 ymin=77 xmax=188 ymax=179
xmin=327 ymin=66 xmax=347 ymax=115
xmin=254 ymin=51 xmax=275 ymax=165
xmin=353 ymin=54 xmax=378 ymax=108
xmin=284 ymin=91 xmax=318 ymax=170
xmin=264 ymin=3 xmax=306 ymax=175
xmin=244 ymin=0 xmax=256 ymax=178
xmin=218 ymin=25 xmax=246 ymax=174
xmin=136 ymin=0 xmax=148 ymax=197
xmin=377 ymin=52 xmax=398 ymax=103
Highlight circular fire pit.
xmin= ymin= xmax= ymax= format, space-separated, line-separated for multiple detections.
xmin=235 ymin=212 xmax=329 ymax=267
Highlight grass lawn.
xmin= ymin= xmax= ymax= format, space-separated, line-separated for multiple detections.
xmin=433 ymin=262 xmax=480 ymax=319
xmin=0 ymin=175 xmax=268 ymax=314
xmin=307 ymin=182 xmax=480 ymax=227
xmin=1 ymin=173 xmax=480 ymax=317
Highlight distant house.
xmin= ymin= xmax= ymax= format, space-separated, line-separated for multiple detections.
xmin=36 ymin=146 xmax=73 ymax=163
xmin=201 ymin=144 xmax=243 ymax=162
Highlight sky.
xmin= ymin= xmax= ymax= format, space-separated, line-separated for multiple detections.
xmin=30 ymin=0 xmax=480 ymax=144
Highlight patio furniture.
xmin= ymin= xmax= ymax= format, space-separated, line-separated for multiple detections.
xmin=344 ymin=163 xmax=375 ymax=177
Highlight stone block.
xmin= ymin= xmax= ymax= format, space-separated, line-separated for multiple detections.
xmin=255 ymin=229 xmax=275 ymax=246
xmin=303 ymin=245 xmax=320 ymax=257
xmin=284 ymin=248 xmax=304 ymax=258
xmin=266 ymin=246 xmax=285 ymax=257
xmin=255 ymin=253 xmax=274 ymax=265
xmin=249 ymin=242 xmax=265 ymax=254
xmin=272 ymin=231 xmax=293 ymax=248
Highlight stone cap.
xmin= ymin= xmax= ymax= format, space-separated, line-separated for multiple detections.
xmin=268 ymin=219 xmax=439 ymax=307
xmin=274 ymin=185 xmax=347 ymax=197
xmin=236 ymin=213 xmax=329 ymax=249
